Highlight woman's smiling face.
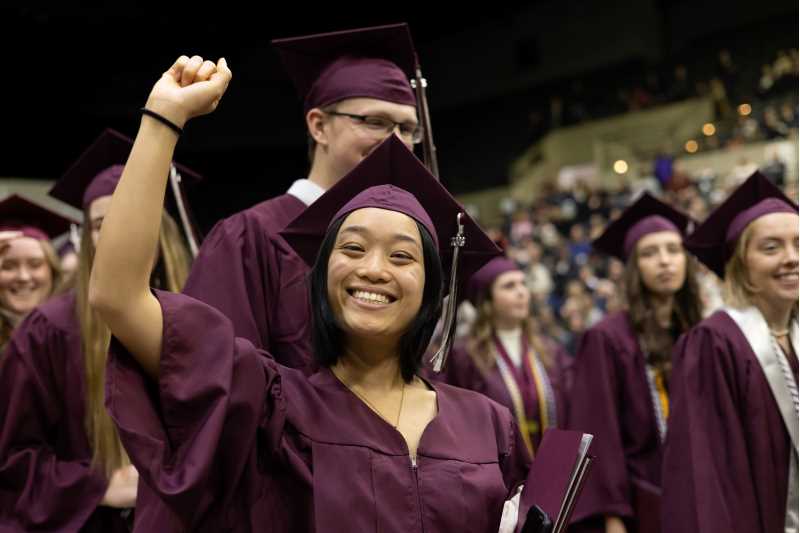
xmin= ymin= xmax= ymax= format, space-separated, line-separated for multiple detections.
xmin=0 ymin=237 xmax=54 ymax=316
xmin=326 ymin=207 xmax=425 ymax=344
xmin=744 ymin=212 xmax=799 ymax=306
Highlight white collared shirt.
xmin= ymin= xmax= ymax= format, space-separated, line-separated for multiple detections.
xmin=286 ymin=179 xmax=326 ymax=206
xmin=496 ymin=327 xmax=524 ymax=368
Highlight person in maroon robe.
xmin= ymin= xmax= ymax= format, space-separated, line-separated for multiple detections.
xmin=182 ymin=24 xmax=429 ymax=373
xmin=0 ymin=195 xmax=76 ymax=351
xmin=565 ymin=193 xmax=704 ymax=533
xmin=0 ymin=130 xmax=194 ymax=532
xmin=662 ymin=172 xmax=798 ymax=533
xmin=436 ymin=256 xmax=572 ymax=456
xmin=89 ymin=57 xmax=536 ymax=531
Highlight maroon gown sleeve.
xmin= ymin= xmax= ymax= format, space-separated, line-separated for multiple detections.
xmin=105 ymin=290 xmax=284 ymax=531
xmin=0 ymin=311 xmax=108 ymax=531
xmin=565 ymin=327 xmax=632 ymax=523
xmin=662 ymin=324 xmax=762 ymax=533
xmin=182 ymin=215 xmax=269 ymax=350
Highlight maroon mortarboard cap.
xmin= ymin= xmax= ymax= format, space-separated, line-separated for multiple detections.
xmin=280 ymin=135 xmax=500 ymax=371
xmin=593 ymin=192 xmax=693 ymax=262
xmin=273 ymin=23 xmax=417 ymax=112
xmin=281 ymin=134 xmax=499 ymax=284
xmin=0 ymin=194 xmax=78 ymax=240
xmin=465 ymin=257 xmax=521 ymax=306
xmin=49 ymin=128 xmax=202 ymax=211
xmin=686 ymin=171 xmax=798 ymax=278
xmin=83 ymin=164 xmax=124 ymax=209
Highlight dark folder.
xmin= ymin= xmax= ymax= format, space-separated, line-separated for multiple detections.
xmin=631 ymin=477 xmax=661 ymax=533
xmin=517 ymin=429 xmax=594 ymax=533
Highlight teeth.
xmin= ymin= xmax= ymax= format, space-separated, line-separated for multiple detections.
xmin=352 ymin=290 xmax=390 ymax=304
xmin=10 ymin=287 xmax=34 ymax=295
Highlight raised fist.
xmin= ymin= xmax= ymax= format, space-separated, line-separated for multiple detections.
xmin=144 ymin=55 xmax=232 ymax=129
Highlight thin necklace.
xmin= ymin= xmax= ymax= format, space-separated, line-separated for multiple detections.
xmin=770 ymin=329 xmax=790 ymax=338
xmin=333 ymin=369 xmax=406 ymax=428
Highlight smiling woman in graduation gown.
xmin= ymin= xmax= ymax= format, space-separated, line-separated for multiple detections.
xmin=90 ymin=57 xmax=530 ymax=533
xmin=565 ymin=194 xmax=704 ymax=533
xmin=0 ymin=196 xmax=74 ymax=351
xmin=0 ymin=131 xmax=193 ymax=532
xmin=662 ymin=172 xmax=799 ymax=533
xmin=441 ymin=257 xmax=572 ymax=457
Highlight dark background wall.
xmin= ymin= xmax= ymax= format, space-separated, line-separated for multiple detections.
xmin=1 ymin=1 xmax=796 ymax=233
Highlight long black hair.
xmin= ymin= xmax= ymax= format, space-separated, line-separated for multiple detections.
xmin=310 ymin=215 xmax=444 ymax=382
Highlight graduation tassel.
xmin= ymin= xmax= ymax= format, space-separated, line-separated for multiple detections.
xmin=68 ymin=223 xmax=81 ymax=254
xmin=430 ymin=212 xmax=465 ymax=372
xmin=411 ymin=60 xmax=439 ymax=179
xmin=168 ymin=164 xmax=201 ymax=259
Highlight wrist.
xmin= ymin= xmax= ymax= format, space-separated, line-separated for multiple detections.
xmin=143 ymin=97 xmax=188 ymax=129
xmin=137 ymin=113 xmax=182 ymax=151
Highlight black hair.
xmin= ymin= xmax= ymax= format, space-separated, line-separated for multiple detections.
xmin=310 ymin=215 xmax=444 ymax=382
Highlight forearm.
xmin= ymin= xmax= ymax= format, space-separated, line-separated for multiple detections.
xmin=93 ymin=117 xmax=176 ymax=302
xmin=89 ymin=116 xmax=177 ymax=378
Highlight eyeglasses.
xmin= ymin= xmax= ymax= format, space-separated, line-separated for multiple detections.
xmin=325 ymin=111 xmax=423 ymax=145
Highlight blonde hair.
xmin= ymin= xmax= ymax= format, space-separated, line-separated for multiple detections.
xmin=77 ymin=210 xmax=191 ymax=475
xmin=466 ymin=290 xmax=553 ymax=375
xmin=723 ymin=223 xmax=757 ymax=308
xmin=0 ymin=238 xmax=64 ymax=351
xmin=153 ymin=211 xmax=192 ymax=292
xmin=41 ymin=240 xmax=66 ymax=294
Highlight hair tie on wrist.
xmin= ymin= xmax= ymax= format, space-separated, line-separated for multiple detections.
xmin=140 ymin=108 xmax=184 ymax=136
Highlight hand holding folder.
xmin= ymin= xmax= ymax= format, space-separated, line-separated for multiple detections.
xmin=516 ymin=429 xmax=595 ymax=533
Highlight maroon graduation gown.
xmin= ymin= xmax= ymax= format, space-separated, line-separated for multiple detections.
xmin=662 ymin=311 xmax=797 ymax=533
xmin=106 ymin=291 xmax=531 ymax=532
xmin=0 ymin=292 xmax=158 ymax=532
xmin=182 ymin=194 xmax=313 ymax=371
xmin=440 ymin=338 xmax=572 ymax=453
xmin=564 ymin=311 xmax=664 ymax=532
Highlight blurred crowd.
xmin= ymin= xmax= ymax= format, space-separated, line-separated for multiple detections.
xmin=528 ymin=48 xmax=799 ymax=146
xmin=461 ymin=45 xmax=799 ymax=355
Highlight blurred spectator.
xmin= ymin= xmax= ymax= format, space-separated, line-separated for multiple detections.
xmin=716 ymin=49 xmax=740 ymax=103
xmin=588 ymin=214 xmax=606 ymax=240
xmin=709 ymin=77 xmax=733 ymax=118
xmin=668 ymin=64 xmax=692 ymax=101
xmin=523 ymin=241 xmax=554 ymax=300
xmin=761 ymin=151 xmax=788 ymax=187
xmin=779 ymin=101 xmax=797 ymax=128
xmin=762 ymin=105 xmax=790 ymax=139
xmin=567 ymin=224 xmax=591 ymax=266
xmin=510 ymin=209 xmax=534 ymax=244
xmin=759 ymin=64 xmax=775 ymax=96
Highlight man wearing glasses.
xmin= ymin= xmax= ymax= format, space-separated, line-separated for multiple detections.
xmin=183 ymin=24 xmax=426 ymax=371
